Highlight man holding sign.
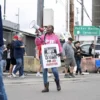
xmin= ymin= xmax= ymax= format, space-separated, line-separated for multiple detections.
xmin=35 ymin=25 xmax=62 ymax=93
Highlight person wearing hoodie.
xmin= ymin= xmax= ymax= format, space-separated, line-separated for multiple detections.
xmin=35 ymin=25 xmax=62 ymax=93
xmin=8 ymin=36 xmax=18 ymax=77
xmin=35 ymin=29 xmax=51 ymax=77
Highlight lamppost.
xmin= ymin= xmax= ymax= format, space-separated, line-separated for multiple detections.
xmin=81 ymin=0 xmax=84 ymax=25
xmin=16 ymin=8 xmax=20 ymax=34
xmin=4 ymin=0 xmax=6 ymax=20
xmin=76 ymin=7 xmax=79 ymax=26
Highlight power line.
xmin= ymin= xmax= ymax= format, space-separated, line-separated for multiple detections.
xmin=76 ymin=0 xmax=92 ymax=23
xmin=59 ymin=0 xmax=65 ymax=6
xmin=56 ymin=0 xmax=65 ymax=7
xmin=83 ymin=7 xmax=92 ymax=22
xmin=58 ymin=0 xmax=92 ymax=24
xmin=77 ymin=0 xmax=100 ymax=30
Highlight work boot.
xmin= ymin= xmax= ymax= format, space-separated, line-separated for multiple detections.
xmin=64 ymin=74 xmax=71 ymax=78
xmin=42 ymin=82 xmax=49 ymax=93
xmin=55 ymin=79 xmax=61 ymax=91
xmin=69 ymin=73 xmax=75 ymax=78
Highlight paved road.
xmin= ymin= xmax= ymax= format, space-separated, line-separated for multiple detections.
xmin=3 ymin=74 xmax=100 ymax=100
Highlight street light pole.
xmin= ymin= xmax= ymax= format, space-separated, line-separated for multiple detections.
xmin=81 ymin=0 xmax=84 ymax=25
xmin=16 ymin=8 xmax=20 ymax=33
xmin=76 ymin=7 xmax=79 ymax=25
xmin=17 ymin=8 xmax=20 ymax=30
xmin=4 ymin=0 xmax=6 ymax=20
xmin=76 ymin=7 xmax=79 ymax=40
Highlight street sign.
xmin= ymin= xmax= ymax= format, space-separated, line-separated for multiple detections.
xmin=74 ymin=26 xmax=100 ymax=36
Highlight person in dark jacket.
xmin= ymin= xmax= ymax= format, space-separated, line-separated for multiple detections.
xmin=0 ymin=5 xmax=8 ymax=100
xmin=8 ymin=36 xmax=17 ymax=77
xmin=89 ymin=43 xmax=94 ymax=57
xmin=6 ymin=43 xmax=11 ymax=71
xmin=74 ymin=41 xmax=83 ymax=75
xmin=18 ymin=37 xmax=25 ymax=77
xmin=12 ymin=36 xmax=25 ymax=78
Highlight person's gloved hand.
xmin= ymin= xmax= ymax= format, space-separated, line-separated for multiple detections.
xmin=39 ymin=28 xmax=44 ymax=32
xmin=57 ymin=53 xmax=62 ymax=57
xmin=36 ymin=33 xmax=39 ymax=36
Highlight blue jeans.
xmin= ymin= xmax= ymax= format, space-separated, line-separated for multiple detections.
xmin=1 ymin=60 xmax=6 ymax=74
xmin=19 ymin=57 xmax=24 ymax=76
xmin=0 ymin=47 xmax=8 ymax=100
xmin=21 ymin=57 xmax=24 ymax=75
xmin=76 ymin=58 xmax=82 ymax=74
xmin=13 ymin=58 xmax=24 ymax=76
xmin=40 ymin=55 xmax=59 ymax=84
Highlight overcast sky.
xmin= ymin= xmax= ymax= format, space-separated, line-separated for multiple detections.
xmin=0 ymin=0 xmax=92 ymax=33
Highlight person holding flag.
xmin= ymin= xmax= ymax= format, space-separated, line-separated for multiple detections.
xmin=0 ymin=5 xmax=8 ymax=100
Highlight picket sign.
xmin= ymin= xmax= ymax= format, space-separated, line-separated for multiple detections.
xmin=41 ymin=44 xmax=61 ymax=69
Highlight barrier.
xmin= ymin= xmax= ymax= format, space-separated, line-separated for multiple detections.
xmin=81 ymin=57 xmax=96 ymax=72
xmin=24 ymin=56 xmax=99 ymax=73
xmin=24 ymin=56 xmax=63 ymax=73
xmin=24 ymin=56 xmax=40 ymax=72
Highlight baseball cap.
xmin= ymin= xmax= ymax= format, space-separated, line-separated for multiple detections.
xmin=68 ymin=37 xmax=73 ymax=41
xmin=13 ymin=35 xmax=18 ymax=40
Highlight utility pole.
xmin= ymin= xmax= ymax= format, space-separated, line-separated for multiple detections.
xmin=37 ymin=0 xmax=44 ymax=27
xmin=76 ymin=7 xmax=79 ymax=40
xmin=17 ymin=8 xmax=20 ymax=30
xmin=76 ymin=7 xmax=79 ymax=26
xmin=81 ymin=0 xmax=84 ymax=25
xmin=16 ymin=8 xmax=20 ymax=33
xmin=66 ymin=0 xmax=74 ymax=39
xmin=70 ymin=0 xmax=74 ymax=39
xmin=4 ymin=0 xmax=6 ymax=20
xmin=56 ymin=0 xmax=58 ymax=3
xmin=65 ymin=0 xmax=70 ymax=32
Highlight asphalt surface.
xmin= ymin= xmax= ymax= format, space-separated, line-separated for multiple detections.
xmin=3 ymin=73 xmax=100 ymax=100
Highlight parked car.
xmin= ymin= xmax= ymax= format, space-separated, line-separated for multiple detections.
xmin=80 ymin=43 xmax=100 ymax=57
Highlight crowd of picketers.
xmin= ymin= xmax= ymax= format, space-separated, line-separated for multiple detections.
xmin=35 ymin=30 xmax=95 ymax=78
xmin=1 ymin=35 xmax=25 ymax=78
xmin=0 ymin=6 xmax=99 ymax=98
xmin=1 ymin=30 xmax=96 ymax=78
xmin=34 ymin=25 xmax=94 ymax=92
xmin=1 ymin=24 xmax=97 ymax=93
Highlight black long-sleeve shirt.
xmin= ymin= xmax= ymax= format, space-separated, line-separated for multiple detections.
xmin=89 ymin=47 xmax=93 ymax=56
xmin=74 ymin=47 xmax=83 ymax=59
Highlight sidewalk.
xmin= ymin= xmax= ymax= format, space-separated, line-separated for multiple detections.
xmin=3 ymin=73 xmax=100 ymax=85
